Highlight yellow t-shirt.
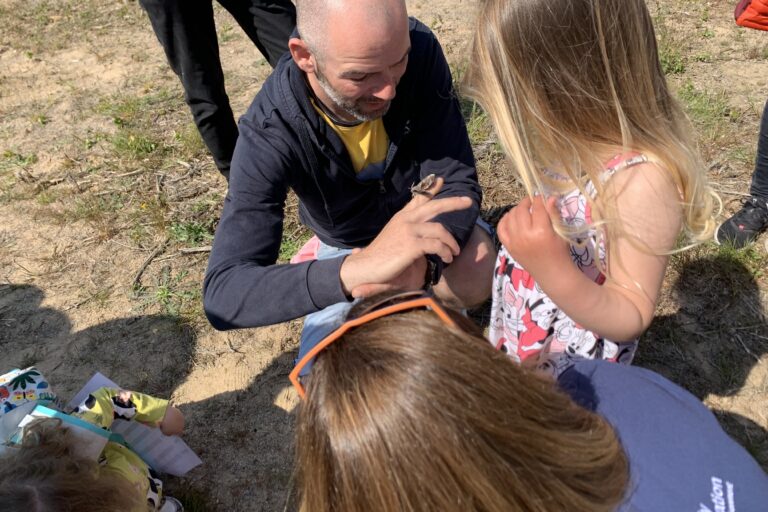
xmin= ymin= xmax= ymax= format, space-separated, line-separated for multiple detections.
xmin=313 ymin=102 xmax=389 ymax=180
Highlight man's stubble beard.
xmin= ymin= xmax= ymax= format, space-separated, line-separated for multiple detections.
xmin=314 ymin=64 xmax=390 ymax=123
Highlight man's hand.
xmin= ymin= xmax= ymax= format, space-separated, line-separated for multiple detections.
xmin=348 ymin=251 xmax=428 ymax=298
xmin=497 ymin=195 xmax=572 ymax=278
xmin=340 ymin=177 xmax=472 ymax=298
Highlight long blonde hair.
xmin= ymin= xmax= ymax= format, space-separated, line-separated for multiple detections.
xmin=0 ymin=418 xmax=142 ymax=512
xmin=295 ymin=304 xmax=629 ymax=511
xmin=464 ymin=0 xmax=716 ymax=245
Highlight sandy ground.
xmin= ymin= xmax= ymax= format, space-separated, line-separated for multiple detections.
xmin=0 ymin=0 xmax=766 ymax=510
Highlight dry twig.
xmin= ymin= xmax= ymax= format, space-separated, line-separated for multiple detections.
xmin=132 ymin=237 xmax=170 ymax=289
xmin=179 ymin=246 xmax=212 ymax=254
xmin=733 ymin=332 xmax=761 ymax=363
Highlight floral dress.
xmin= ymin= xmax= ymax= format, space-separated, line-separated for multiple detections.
xmin=489 ymin=154 xmax=648 ymax=376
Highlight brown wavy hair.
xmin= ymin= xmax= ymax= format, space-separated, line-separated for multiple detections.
xmin=295 ymin=300 xmax=629 ymax=511
xmin=0 ymin=418 xmax=143 ymax=512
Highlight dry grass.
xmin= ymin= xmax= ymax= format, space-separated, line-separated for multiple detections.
xmin=0 ymin=0 xmax=767 ymax=509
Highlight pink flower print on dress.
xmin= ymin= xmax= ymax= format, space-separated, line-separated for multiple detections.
xmin=517 ymin=297 xmax=559 ymax=361
xmin=518 ymin=309 xmax=553 ymax=361
xmin=496 ymin=254 xmax=536 ymax=292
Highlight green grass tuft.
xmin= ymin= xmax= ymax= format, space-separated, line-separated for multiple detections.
xmin=659 ymin=45 xmax=686 ymax=75
xmin=112 ymin=131 xmax=160 ymax=158
xmin=676 ymin=82 xmax=737 ymax=143
xmin=169 ymin=221 xmax=214 ymax=245
xmin=174 ymin=123 xmax=207 ymax=156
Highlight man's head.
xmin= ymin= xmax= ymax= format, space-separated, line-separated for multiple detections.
xmin=290 ymin=0 xmax=410 ymax=122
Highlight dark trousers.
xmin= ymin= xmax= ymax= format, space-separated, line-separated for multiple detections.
xmin=139 ymin=0 xmax=296 ymax=177
xmin=751 ymin=100 xmax=768 ymax=201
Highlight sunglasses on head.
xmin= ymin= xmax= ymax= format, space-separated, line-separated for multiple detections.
xmin=289 ymin=291 xmax=458 ymax=399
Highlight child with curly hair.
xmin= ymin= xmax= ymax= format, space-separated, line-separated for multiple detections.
xmin=0 ymin=386 xmax=185 ymax=512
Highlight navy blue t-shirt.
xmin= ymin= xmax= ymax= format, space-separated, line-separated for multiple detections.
xmin=558 ymin=360 xmax=768 ymax=512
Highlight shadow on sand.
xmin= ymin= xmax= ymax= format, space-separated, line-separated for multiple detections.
xmin=637 ymin=252 xmax=768 ymax=468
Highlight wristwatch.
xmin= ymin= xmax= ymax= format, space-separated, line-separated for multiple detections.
xmin=423 ymin=255 xmax=443 ymax=289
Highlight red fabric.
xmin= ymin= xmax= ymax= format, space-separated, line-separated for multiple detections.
xmin=735 ymin=0 xmax=768 ymax=31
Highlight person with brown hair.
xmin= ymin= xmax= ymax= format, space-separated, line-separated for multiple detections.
xmin=0 ymin=387 xmax=185 ymax=512
xmin=292 ymin=292 xmax=768 ymax=512
xmin=462 ymin=0 xmax=718 ymax=375
xmin=0 ymin=418 xmax=143 ymax=512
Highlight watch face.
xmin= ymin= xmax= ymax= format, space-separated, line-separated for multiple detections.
xmin=424 ymin=257 xmax=441 ymax=288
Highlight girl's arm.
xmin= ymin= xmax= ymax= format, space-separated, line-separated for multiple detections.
xmin=117 ymin=389 xmax=185 ymax=436
xmin=498 ymin=163 xmax=681 ymax=340
xmin=73 ymin=387 xmax=184 ymax=436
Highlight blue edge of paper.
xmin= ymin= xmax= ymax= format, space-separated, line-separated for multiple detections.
xmin=12 ymin=405 xmax=130 ymax=449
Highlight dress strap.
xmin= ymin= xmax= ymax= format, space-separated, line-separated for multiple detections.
xmin=600 ymin=153 xmax=649 ymax=183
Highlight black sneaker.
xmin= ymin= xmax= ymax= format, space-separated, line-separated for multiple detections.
xmin=715 ymin=196 xmax=768 ymax=248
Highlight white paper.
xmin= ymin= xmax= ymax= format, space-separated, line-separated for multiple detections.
xmin=68 ymin=372 xmax=202 ymax=476
xmin=67 ymin=372 xmax=119 ymax=410
xmin=111 ymin=419 xmax=201 ymax=476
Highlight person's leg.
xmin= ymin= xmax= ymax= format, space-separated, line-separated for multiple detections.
xmin=296 ymin=243 xmax=355 ymax=376
xmin=139 ymin=0 xmax=237 ymax=177
xmin=432 ymin=222 xmax=496 ymax=309
xmin=749 ymin=99 xmax=768 ymax=201
xmin=219 ymin=0 xmax=296 ymax=68
xmin=715 ymin=99 xmax=768 ymax=247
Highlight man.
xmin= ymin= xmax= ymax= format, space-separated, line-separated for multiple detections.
xmin=139 ymin=0 xmax=296 ymax=179
xmin=204 ymin=0 xmax=494 ymax=355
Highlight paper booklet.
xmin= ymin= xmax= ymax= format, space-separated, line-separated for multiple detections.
xmin=66 ymin=372 xmax=202 ymax=476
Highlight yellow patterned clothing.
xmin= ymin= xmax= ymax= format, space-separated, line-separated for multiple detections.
xmin=72 ymin=387 xmax=169 ymax=511
xmin=313 ymin=101 xmax=389 ymax=180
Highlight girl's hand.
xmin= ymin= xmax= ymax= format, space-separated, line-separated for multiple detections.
xmin=497 ymin=195 xmax=572 ymax=277
xmin=493 ymin=162 xmax=682 ymax=342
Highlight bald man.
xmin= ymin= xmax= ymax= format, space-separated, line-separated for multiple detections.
xmin=204 ymin=0 xmax=494 ymax=356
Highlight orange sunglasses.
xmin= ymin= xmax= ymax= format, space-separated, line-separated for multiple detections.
xmin=289 ymin=291 xmax=458 ymax=399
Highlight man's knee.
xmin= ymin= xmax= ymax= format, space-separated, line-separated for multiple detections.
xmin=434 ymin=224 xmax=496 ymax=308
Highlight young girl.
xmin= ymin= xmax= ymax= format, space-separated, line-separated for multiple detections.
xmin=0 ymin=386 xmax=185 ymax=512
xmin=293 ymin=292 xmax=768 ymax=511
xmin=463 ymin=0 xmax=717 ymax=374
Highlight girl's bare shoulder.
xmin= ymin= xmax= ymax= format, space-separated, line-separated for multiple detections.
xmin=603 ymin=158 xmax=681 ymax=208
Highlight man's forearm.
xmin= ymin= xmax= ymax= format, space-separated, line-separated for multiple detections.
xmin=203 ymin=256 xmax=348 ymax=330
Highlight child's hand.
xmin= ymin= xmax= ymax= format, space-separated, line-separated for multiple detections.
xmin=497 ymin=195 xmax=571 ymax=277
xmin=159 ymin=405 xmax=185 ymax=436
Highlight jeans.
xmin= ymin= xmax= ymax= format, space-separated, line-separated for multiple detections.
xmin=138 ymin=0 xmax=296 ymax=176
xmin=296 ymin=243 xmax=356 ymax=376
xmin=750 ymin=99 xmax=768 ymax=201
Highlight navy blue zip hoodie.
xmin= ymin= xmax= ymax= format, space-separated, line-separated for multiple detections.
xmin=204 ymin=18 xmax=481 ymax=330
